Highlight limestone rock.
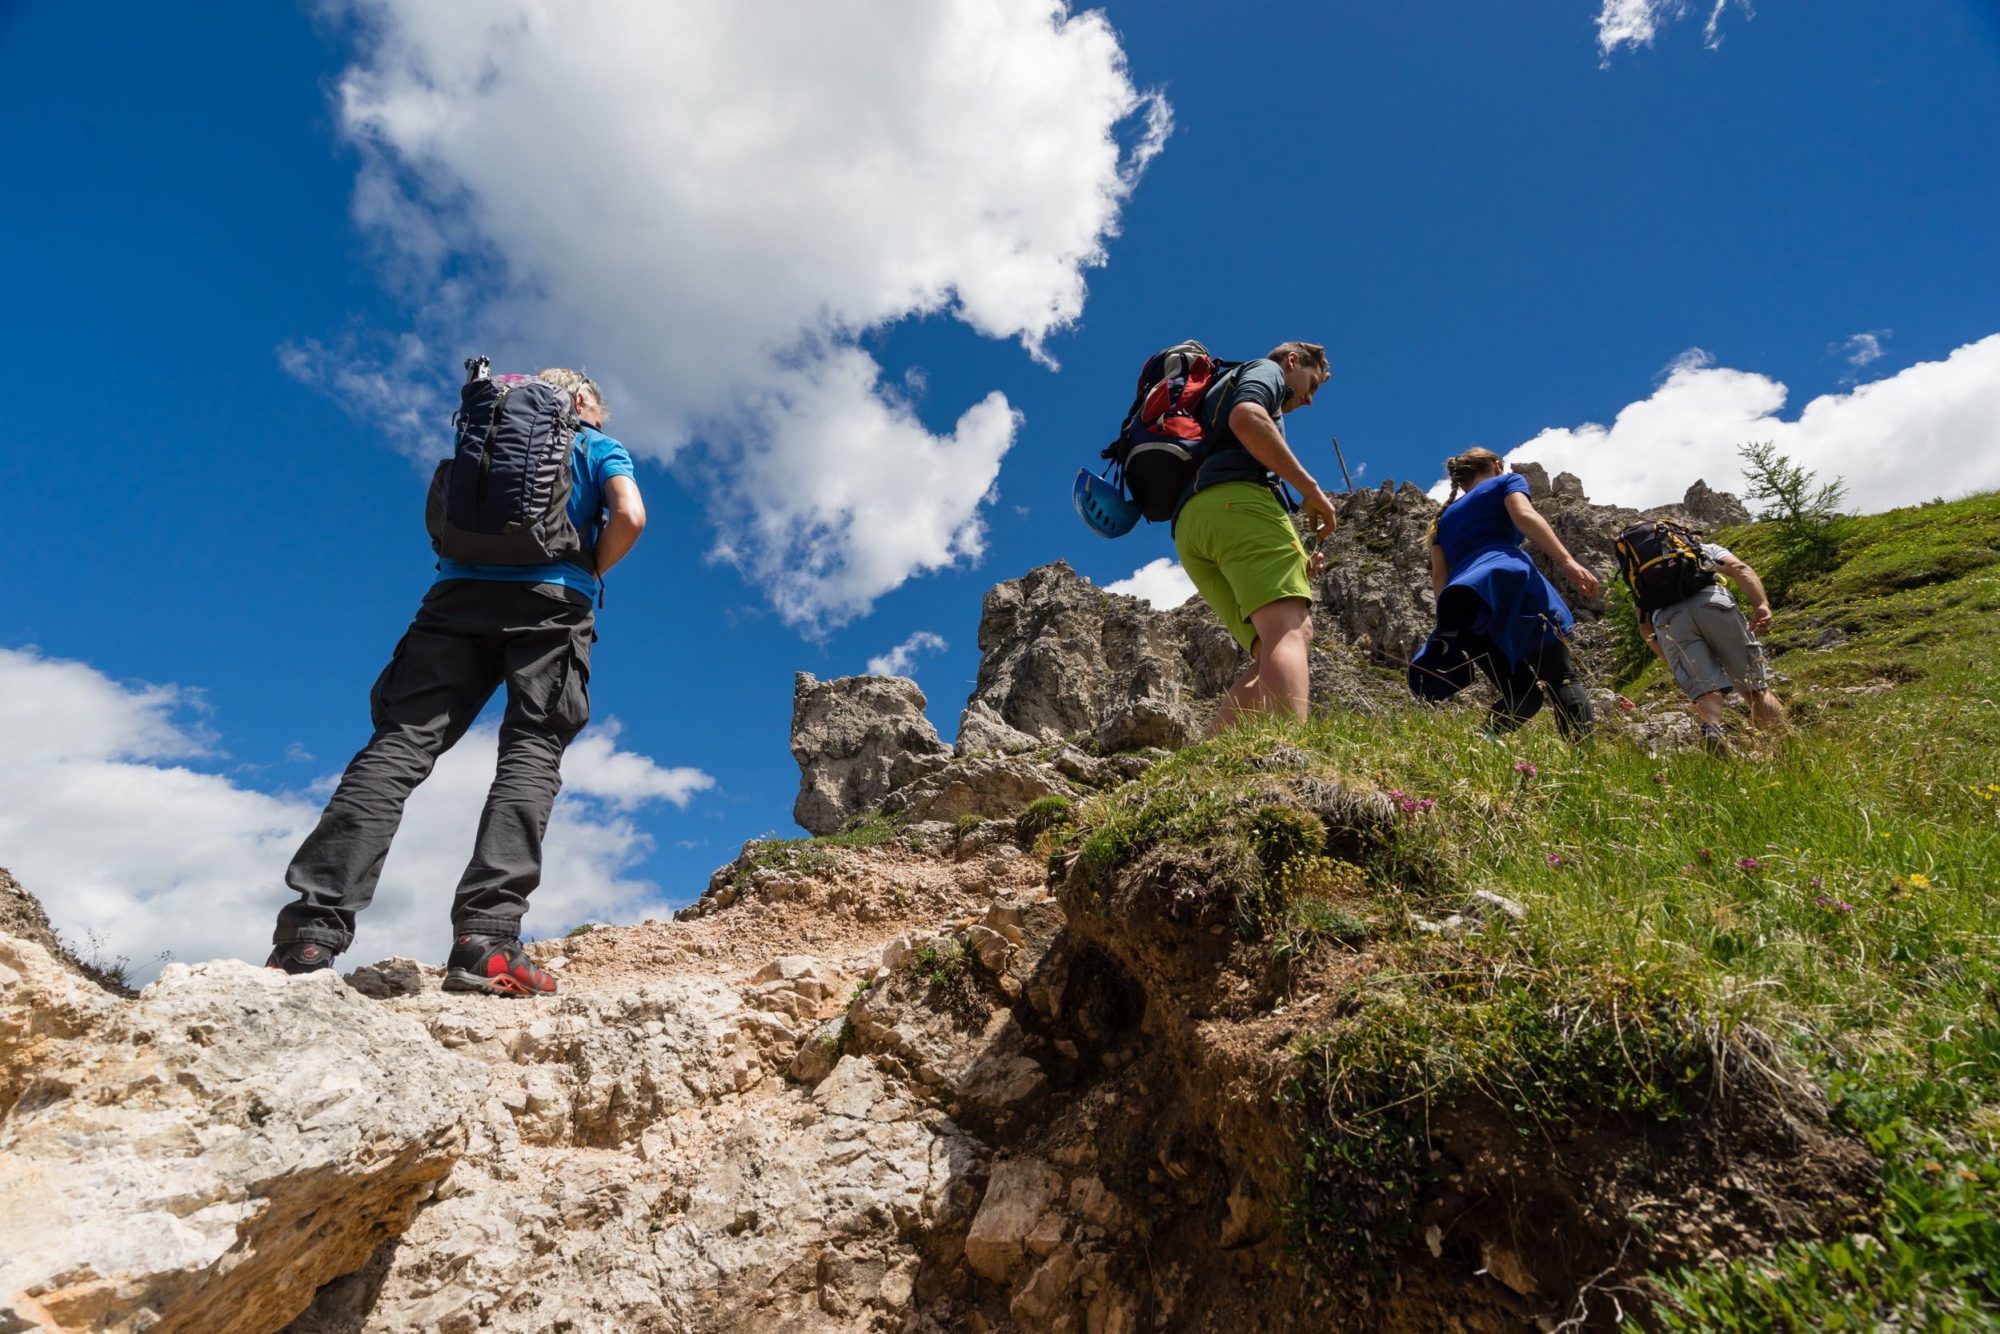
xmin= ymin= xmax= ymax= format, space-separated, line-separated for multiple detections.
xmin=956 ymin=698 xmax=1042 ymax=757
xmin=343 ymin=956 xmax=433 ymax=999
xmin=1680 ymin=478 xmax=1752 ymax=529
xmin=790 ymin=1015 xmax=846 ymax=1085
xmin=790 ymin=672 xmax=951 ymax=836
xmin=1464 ymin=889 xmax=1525 ymax=924
xmin=964 ymin=1156 xmax=1066 ymax=1282
xmin=880 ymin=756 xmax=1072 ymax=825
xmin=1511 ymin=460 xmax=1552 ymax=499
xmin=0 ymin=935 xmax=480 ymax=1334
xmin=965 ymin=562 xmax=1209 ymax=750
xmin=0 ymin=866 xmax=126 ymax=995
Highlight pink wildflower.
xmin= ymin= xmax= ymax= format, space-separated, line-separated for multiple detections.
xmin=1546 ymin=853 xmax=1565 ymax=868
xmin=1738 ymin=857 xmax=1762 ymax=872
xmin=1513 ymin=760 xmax=1537 ymax=778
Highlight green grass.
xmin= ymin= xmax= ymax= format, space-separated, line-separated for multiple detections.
xmin=1057 ymin=492 xmax=2000 ymax=1319
xmin=731 ymin=811 xmax=903 ymax=881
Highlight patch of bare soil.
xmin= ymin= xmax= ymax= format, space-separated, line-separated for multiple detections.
xmin=541 ymin=838 xmax=1047 ymax=991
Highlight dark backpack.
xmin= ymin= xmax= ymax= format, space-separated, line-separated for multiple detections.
xmin=425 ymin=357 xmax=588 ymax=566
xmin=1614 ymin=518 xmax=1717 ymax=614
xmin=1099 ymin=340 xmax=1246 ymax=523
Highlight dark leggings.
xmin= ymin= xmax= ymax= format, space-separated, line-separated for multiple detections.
xmin=1463 ymin=634 xmax=1594 ymax=739
xmin=1437 ymin=585 xmax=1593 ymax=740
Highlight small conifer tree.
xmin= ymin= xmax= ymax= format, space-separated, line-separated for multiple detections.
xmin=1738 ymin=441 xmax=1847 ymax=597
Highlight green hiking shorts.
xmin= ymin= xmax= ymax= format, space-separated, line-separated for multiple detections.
xmin=1173 ymin=481 xmax=1312 ymax=654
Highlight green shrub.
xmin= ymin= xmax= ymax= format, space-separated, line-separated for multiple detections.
xmin=1016 ymin=794 xmax=1075 ymax=842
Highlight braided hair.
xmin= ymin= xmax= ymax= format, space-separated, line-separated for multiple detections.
xmin=1426 ymin=447 xmax=1505 ymax=544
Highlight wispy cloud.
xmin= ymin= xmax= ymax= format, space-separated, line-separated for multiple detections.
xmin=866 ymin=630 xmax=949 ymax=678
xmin=307 ymin=0 xmax=1171 ymax=632
xmin=1831 ymin=329 xmax=1891 ymax=382
xmin=1596 ymin=0 xmax=1751 ymax=64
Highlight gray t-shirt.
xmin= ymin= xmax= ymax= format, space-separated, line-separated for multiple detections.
xmin=1192 ymin=358 xmax=1287 ymax=494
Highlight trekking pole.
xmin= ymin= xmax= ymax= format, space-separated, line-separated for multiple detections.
xmin=1330 ymin=436 xmax=1355 ymax=493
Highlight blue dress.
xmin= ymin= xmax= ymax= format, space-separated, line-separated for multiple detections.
xmin=1408 ymin=472 xmax=1574 ymax=700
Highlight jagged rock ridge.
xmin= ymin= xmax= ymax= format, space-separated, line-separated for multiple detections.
xmin=793 ymin=468 xmax=1751 ymax=831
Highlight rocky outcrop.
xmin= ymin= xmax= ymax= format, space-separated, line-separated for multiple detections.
xmin=791 ymin=672 xmax=952 ymax=835
xmin=960 ymin=561 xmax=1217 ymax=751
xmin=0 ymin=867 xmax=126 ymax=995
xmin=0 ymin=936 xmax=479 ymax=1334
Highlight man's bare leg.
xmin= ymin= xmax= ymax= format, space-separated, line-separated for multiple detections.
xmin=1203 ymin=600 xmax=1314 ymax=736
xmin=1248 ymin=598 xmax=1313 ymax=721
xmin=1205 ymin=661 xmax=1264 ymax=738
xmin=1748 ymin=689 xmax=1787 ymax=734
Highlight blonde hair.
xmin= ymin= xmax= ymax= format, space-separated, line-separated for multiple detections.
xmin=536 ymin=367 xmax=609 ymax=424
xmin=1426 ymin=447 xmax=1505 ymax=544
xmin=1265 ymin=341 xmax=1328 ymax=376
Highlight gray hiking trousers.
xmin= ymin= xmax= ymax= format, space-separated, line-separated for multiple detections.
xmin=273 ymin=579 xmax=595 ymax=955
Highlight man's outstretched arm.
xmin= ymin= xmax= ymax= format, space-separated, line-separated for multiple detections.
xmin=1227 ymin=401 xmax=1337 ymax=538
xmin=1717 ymin=555 xmax=1773 ymax=632
xmin=595 ymin=475 xmax=646 ymax=576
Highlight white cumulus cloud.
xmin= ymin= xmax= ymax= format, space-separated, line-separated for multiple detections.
xmin=1104 ymin=556 xmax=1197 ymax=609
xmin=1428 ymin=334 xmax=2000 ymax=514
xmin=0 ymin=647 xmax=712 ymax=982
xmin=314 ymin=0 xmax=1170 ymax=631
xmin=1596 ymin=0 xmax=1749 ymax=63
xmin=867 ymin=630 xmax=949 ymax=678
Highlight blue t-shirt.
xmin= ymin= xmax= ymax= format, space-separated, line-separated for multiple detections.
xmin=1434 ymin=471 xmax=1530 ymax=571
xmin=436 ymin=425 xmax=636 ymax=598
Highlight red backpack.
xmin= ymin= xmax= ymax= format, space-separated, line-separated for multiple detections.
xmin=1098 ymin=340 xmax=1245 ymax=523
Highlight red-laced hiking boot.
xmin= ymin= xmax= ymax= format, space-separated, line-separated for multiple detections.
xmin=266 ymin=941 xmax=334 ymax=975
xmin=442 ymin=935 xmax=556 ymax=997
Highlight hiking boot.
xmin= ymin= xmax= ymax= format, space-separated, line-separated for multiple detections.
xmin=266 ymin=941 xmax=335 ymax=975
xmin=1700 ymin=722 xmax=1731 ymax=757
xmin=442 ymin=934 xmax=556 ymax=997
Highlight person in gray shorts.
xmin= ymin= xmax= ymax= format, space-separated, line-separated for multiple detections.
xmin=1640 ymin=540 xmax=1787 ymax=750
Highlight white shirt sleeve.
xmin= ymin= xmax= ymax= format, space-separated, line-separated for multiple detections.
xmin=1699 ymin=542 xmax=1734 ymax=567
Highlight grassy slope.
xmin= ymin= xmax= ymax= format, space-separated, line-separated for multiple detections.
xmin=1066 ymin=492 xmax=2000 ymax=1328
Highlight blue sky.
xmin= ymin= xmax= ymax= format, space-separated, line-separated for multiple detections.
xmin=4 ymin=1 xmax=1997 ymax=974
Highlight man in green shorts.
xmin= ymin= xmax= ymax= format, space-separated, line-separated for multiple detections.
xmin=1174 ymin=341 xmax=1337 ymax=736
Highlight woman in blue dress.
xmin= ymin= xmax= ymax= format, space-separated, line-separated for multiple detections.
xmin=1408 ymin=448 xmax=1602 ymax=740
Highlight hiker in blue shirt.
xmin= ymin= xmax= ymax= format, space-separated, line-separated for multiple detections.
xmin=266 ymin=368 xmax=645 ymax=995
xmin=1408 ymin=447 xmax=1600 ymax=740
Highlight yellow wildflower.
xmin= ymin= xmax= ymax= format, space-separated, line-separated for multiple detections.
xmin=1908 ymin=873 xmax=1932 ymax=890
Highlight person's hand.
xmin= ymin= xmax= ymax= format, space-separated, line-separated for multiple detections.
xmin=1300 ymin=484 xmax=1338 ymax=543
xmin=1562 ymin=558 xmax=1601 ymax=599
xmin=1748 ymin=601 xmax=1773 ymax=633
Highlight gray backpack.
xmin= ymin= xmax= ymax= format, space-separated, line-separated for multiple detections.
xmin=425 ymin=357 xmax=588 ymax=566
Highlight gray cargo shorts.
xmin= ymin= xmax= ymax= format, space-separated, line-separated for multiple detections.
xmin=1652 ymin=585 xmax=1771 ymax=700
